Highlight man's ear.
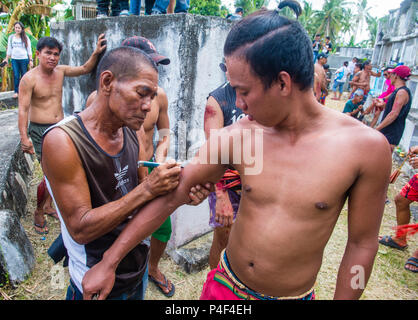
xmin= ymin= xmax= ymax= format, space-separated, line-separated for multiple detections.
xmin=100 ymin=71 xmax=114 ymax=96
xmin=276 ymin=71 xmax=292 ymax=96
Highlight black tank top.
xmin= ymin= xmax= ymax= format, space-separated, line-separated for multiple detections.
xmin=380 ymin=86 xmax=412 ymax=145
xmin=208 ymin=82 xmax=245 ymax=127
xmin=49 ymin=115 xmax=149 ymax=298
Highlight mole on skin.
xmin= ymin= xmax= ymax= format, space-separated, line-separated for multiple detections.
xmin=315 ymin=202 xmax=328 ymax=210
xmin=244 ymin=185 xmax=252 ymax=192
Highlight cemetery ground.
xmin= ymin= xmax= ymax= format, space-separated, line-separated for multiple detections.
xmin=0 ymin=94 xmax=417 ymax=300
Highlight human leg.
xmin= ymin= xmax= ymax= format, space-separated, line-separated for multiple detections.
xmin=118 ymin=0 xmax=129 ymax=15
xmin=110 ymin=0 xmax=121 ymax=16
xmin=11 ymin=59 xmax=20 ymax=95
xmin=151 ymin=0 xmax=169 ymax=14
xmin=174 ymin=0 xmax=189 ymax=13
xmin=145 ymin=0 xmax=155 ymax=14
xmin=379 ymin=175 xmax=417 ymax=249
xmin=96 ymin=0 xmax=110 ymax=15
xmin=129 ymin=0 xmax=141 ymax=14
xmin=148 ymin=217 xmax=174 ymax=297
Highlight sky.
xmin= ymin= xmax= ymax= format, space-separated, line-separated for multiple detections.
xmin=221 ymin=0 xmax=404 ymax=18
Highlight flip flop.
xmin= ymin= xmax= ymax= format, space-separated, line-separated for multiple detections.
xmin=378 ymin=235 xmax=408 ymax=251
xmin=404 ymin=257 xmax=418 ymax=273
xmin=34 ymin=220 xmax=49 ymax=235
xmin=148 ymin=274 xmax=175 ymax=298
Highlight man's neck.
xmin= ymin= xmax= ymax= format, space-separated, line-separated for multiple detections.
xmin=394 ymin=80 xmax=406 ymax=89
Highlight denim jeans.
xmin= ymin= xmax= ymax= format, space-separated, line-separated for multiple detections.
xmin=96 ymin=0 xmax=129 ymax=15
xmin=130 ymin=0 xmax=155 ymax=15
xmin=11 ymin=58 xmax=28 ymax=93
xmin=66 ymin=266 xmax=149 ymax=300
xmin=152 ymin=0 xmax=189 ymax=13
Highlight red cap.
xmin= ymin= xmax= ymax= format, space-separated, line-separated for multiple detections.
xmin=388 ymin=65 xmax=411 ymax=80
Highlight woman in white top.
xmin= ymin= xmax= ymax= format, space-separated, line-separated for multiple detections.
xmin=2 ymin=22 xmax=33 ymax=98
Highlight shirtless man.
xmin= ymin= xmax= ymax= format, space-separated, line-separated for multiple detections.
xmin=18 ymin=34 xmax=107 ymax=234
xmin=82 ymin=8 xmax=391 ymax=300
xmin=349 ymin=60 xmax=381 ymax=101
xmin=314 ymin=53 xmax=327 ymax=102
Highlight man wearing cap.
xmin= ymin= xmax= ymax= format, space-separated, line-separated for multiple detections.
xmin=227 ymin=7 xmax=244 ymax=21
xmin=342 ymin=89 xmax=364 ymax=119
xmin=373 ymin=65 xmax=412 ymax=152
xmin=85 ymin=36 xmax=178 ymax=297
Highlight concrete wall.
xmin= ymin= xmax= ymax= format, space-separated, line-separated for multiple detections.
xmin=51 ymin=14 xmax=232 ymax=248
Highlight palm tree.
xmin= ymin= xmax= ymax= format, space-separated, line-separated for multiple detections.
xmin=353 ymin=0 xmax=371 ymax=44
xmin=299 ymin=0 xmax=319 ymax=38
xmin=314 ymin=0 xmax=351 ymax=44
xmin=234 ymin=0 xmax=267 ymax=16
xmin=366 ymin=14 xmax=378 ymax=47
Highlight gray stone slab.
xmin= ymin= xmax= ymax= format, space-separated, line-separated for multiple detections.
xmin=0 ymin=109 xmax=34 ymax=218
xmin=168 ymin=231 xmax=212 ymax=274
xmin=0 ymin=209 xmax=35 ymax=286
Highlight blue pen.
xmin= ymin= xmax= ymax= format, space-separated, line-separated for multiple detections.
xmin=137 ymin=161 xmax=186 ymax=168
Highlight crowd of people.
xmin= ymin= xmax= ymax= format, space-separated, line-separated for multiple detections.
xmin=10 ymin=1 xmax=417 ymax=302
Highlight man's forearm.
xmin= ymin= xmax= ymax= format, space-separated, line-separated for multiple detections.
xmin=375 ymin=112 xmax=398 ymax=131
xmin=334 ymin=242 xmax=378 ymax=299
xmin=81 ymin=52 xmax=100 ymax=74
xmin=18 ymin=108 xmax=30 ymax=141
xmin=101 ymin=186 xmax=188 ymax=270
xmin=72 ymin=181 xmax=156 ymax=244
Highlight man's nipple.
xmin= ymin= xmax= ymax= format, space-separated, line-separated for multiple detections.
xmin=315 ymin=202 xmax=328 ymax=210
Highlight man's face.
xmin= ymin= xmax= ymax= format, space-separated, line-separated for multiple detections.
xmin=108 ymin=65 xmax=158 ymax=131
xmin=225 ymin=56 xmax=282 ymax=127
xmin=315 ymin=36 xmax=320 ymax=42
xmin=36 ymin=47 xmax=60 ymax=70
xmin=319 ymin=57 xmax=327 ymax=65
xmin=353 ymin=95 xmax=363 ymax=104
xmin=364 ymin=64 xmax=372 ymax=73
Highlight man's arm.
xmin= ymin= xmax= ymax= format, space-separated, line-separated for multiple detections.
xmin=42 ymin=127 xmax=181 ymax=245
xmin=204 ymin=96 xmax=234 ymax=226
xmin=334 ymin=132 xmax=391 ymax=299
xmin=60 ymin=34 xmax=107 ymax=77
xmin=82 ymin=132 xmax=231 ymax=299
xmin=154 ymin=89 xmax=170 ymax=163
xmin=375 ymin=89 xmax=409 ymax=131
xmin=17 ymin=75 xmax=35 ymax=154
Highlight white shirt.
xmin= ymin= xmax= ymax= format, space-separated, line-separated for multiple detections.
xmin=7 ymin=35 xmax=32 ymax=60
xmin=348 ymin=61 xmax=355 ymax=75
xmin=335 ymin=66 xmax=350 ymax=83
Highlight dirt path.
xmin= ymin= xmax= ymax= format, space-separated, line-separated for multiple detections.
xmin=1 ymin=95 xmax=417 ymax=300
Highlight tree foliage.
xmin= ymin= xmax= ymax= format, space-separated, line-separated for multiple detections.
xmin=189 ymin=0 xmax=223 ymax=16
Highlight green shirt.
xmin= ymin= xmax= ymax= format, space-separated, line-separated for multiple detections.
xmin=343 ymin=100 xmax=361 ymax=117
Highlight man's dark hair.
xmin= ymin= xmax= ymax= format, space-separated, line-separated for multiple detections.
xmin=326 ymin=36 xmax=330 ymax=40
xmin=235 ymin=7 xmax=243 ymax=14
xmin=343 ymin=61 xmax=348 ymax=67
xmin=36 ymin=37 xmax=63 ymax=53
xmin=355 ymin=63 xmax=363 ymax=70
xmin=323 ymin=64 xmax=329 ymax=70
xmin=95 ymin=46 xmax=157 ymax=90
xmin=224 ymin=9 xmax=314 ymax=91
xmin=353 ymin=57 xmax=358 ymax=62
xmin=363 ymin=60 xmax=371 ymax=68
xmin=315 ymin=34 xmax=320 ymax=37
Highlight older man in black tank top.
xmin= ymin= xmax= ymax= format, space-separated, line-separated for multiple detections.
xmin=42 ymin=47 xmax=211 ymax=300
